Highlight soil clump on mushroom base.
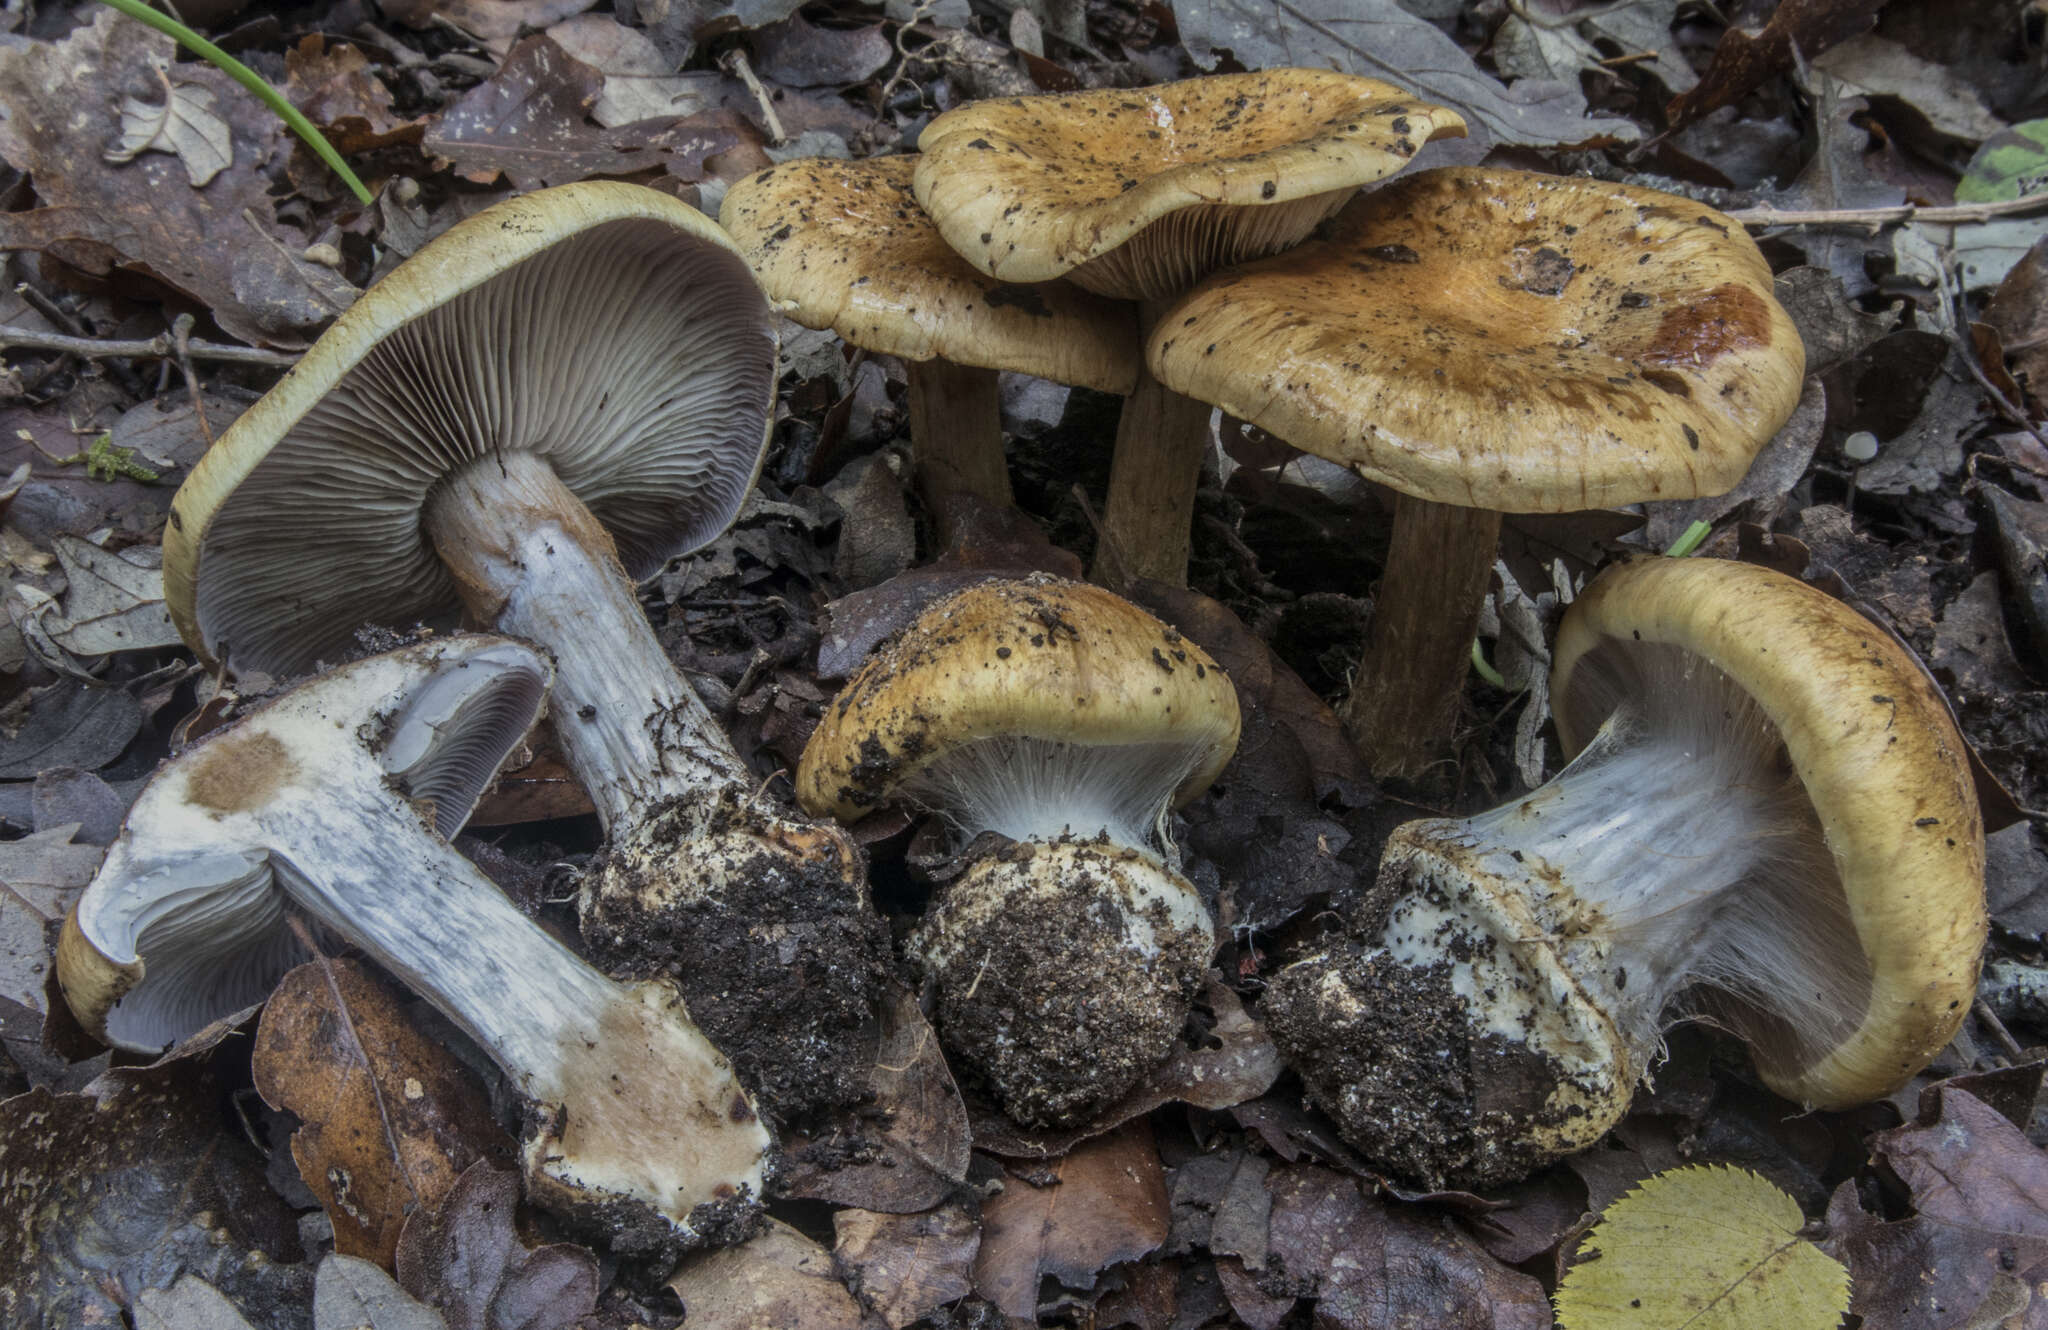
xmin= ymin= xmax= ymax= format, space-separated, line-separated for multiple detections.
xmin=582 ymin=788 xmax=892 ymax=1122
xmin=920 ymin=835 xmax=1215 ymax=1127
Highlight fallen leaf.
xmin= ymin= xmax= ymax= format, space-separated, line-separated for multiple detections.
xmin=32 ymin=767 xmax=135 ymax=846
xmin=1494 ymin=0 xmax=1695 ymax=101
xmin=1959 ymin=119 xmax=2048 ymax=203
xmin=285 ymin=37 xmax=424 ymax=154
xmin=423 ymin=37 xmax=740 ymax=189
xmin=314 ymin=1254 xmax=448 ymax=1330
xmin=134 ymin=1275 xmax=259 ymax=1330
xmin=974 ymin=1120 xmax=1171 ymax=1319
xmin=1555 ymin=1165 xmax=1848 ymax=1329
xmin=669 ymin=1219 xmax=868 ymax=1329
xmin=105 ymin=74 xmax=234 ymax=187
xmin=0 ymin=11 xmax=358 ymax=348
xmin=1823 ymin=1086 xmax=2048 ymax=1330
xmin=394 ymin=1163 xmax=598 ymax=1330
xmin=0 ymin=680 xmax=143 ymax=779
xmin=44 ymin=535 xmax=181 ymax=656
xmin=749 ymin=13 xmax=894 ymax=88
xmin=1752 ymin=76 xmax=1901 ymax=298
xmin=0 ymin=823 xmax=105 ymax=1009
xmin=780 ymin=984 xmax=971 ymax=1213
xmin=834 ymin=1204 xmax=980 ymax=1329
xmin=380 ymin=0 xmax=598 ymax=53
xmin=1981 ymin=483 xmax=2048 ymax=663
xmin=0 ymin=1057 xmax=311 ymax=1326
xmin=546 ymin=15 xmax=715 ymax=127
xmin=253 ymin=960 xmax=513 ymax=1270
xmin=1772 ymin=266 xmax=1900 ymax=376
xmin=1668 ymin=0 xmax=1885 ymax=128
xmin=1643 ymin=377 xmax=1825 ymax=548
xmin=1170 ymin=0 xmax=1638 ymax=148
xmin=1812 ymin=34 xmax=2005 ymax=145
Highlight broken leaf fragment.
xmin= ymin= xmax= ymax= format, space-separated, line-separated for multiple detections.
xmin=1554 ymin=1165 xmax=1850 ymax=1330
xmin=105 ymin=72 xmax=233 ymax=187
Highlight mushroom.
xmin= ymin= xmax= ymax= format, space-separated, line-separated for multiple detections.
xmin=718 ymin=155 xmax=1138 ymax=545
xmin=58 ymin=636 xmax=772 ymax=1253
xmin=1147 ymin=166 xmax=1806 ymax=782
xmin=1261 ymin=556 xmax=1987 ymax=1189
xmin=911 ymin=70 xmax=1464 ymax=586
xmin=797 ymin=576 xmax=1240 ymax=1125
xmin=163 ymin=181 xmax=886 ymax=1118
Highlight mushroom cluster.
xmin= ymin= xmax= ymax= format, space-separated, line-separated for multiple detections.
xmin=722 ymin=70 xmax=1464 ymax=586
xmin=1262 ymin=556 xmax=1987 ymax=1188
xmin=798 ymin=577 xmax=1240 ymax=1125
xmin=165 ymin=181 xmax=887 ymax=1118
xmin=59 ymin=636 xmax=771 ymax=1255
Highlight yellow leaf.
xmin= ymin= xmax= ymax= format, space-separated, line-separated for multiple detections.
xmin=1554 ymin=1164 xmax=1850 ymax=1330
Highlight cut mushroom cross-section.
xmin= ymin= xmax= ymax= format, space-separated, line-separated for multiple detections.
xmin=58 ymin=636 xmax=773 ymax=1255
xmin=1261 ymin=556 xmax=1987 ymax=1189
xmin=912 ymin=71 xmax=1466 ymax=587
xmin=798 ymin=576 xmax=1240 ymax=1127
xmin=163 ymin=181 xmax=888 ymax=1120
xmin=1149 ymin=166 xmax=1806 ymax=783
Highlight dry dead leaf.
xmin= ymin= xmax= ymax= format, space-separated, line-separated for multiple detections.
xmin=0 ymin=11 xmax=358 ymax=348
xmin=546 ymin=15 xmax=715 ymax=127
xmin=669 ymin=1219 xmax=869 ymax=1329
xmin=105 ymin=73 xmax=233 ymax=187
xmin=393 ymin=1162 xmax=597 ymax=1330
xmin=834 ymin=1204 xmax=980 ymax=1329
xmin=380 ymin=0 xmax=598 ymax=54
xmin=284 ymin=37 xmax=424 ymax=154
xmin=974 ymin=1120 xmax=1171 ymax=1319
xmin=422 ymin=36 xmax=740 ymax=190
xmin=253 ymin=960 xmax=512 ymax=1270
xmin=43 ymin=535 xmax=181 ymax=657
xmin=1669 ymin=0 xmax=1886 ymax=128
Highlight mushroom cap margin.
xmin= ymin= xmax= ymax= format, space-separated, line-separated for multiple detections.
xmin=1550 ymin=555 xmax=1986 ymax=1108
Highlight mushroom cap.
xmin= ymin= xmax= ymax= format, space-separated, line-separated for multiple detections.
xmin=1148 ymin=167 xmax=1805 ymax=512
xmin=912 ymin=70 xmax=1466 ymax=301
xmin=796 ymin=577 xmax=1240 ymax=825
xmin=720 ymin=155 xmax=1139 ymax=394
xmin=166 ymin=181 xmax=777 ymax=677
xmin=60 ymin=635 xmax=550 ymax=1051
xmin=1550 ymin=555 xmax=1986 ymax=1108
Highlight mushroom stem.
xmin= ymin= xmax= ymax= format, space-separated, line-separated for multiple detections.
xmin=907 ymin=358 xmax=1012 ymax=545
xmin=1339 ymin=494 xmax=1501 ymax=785
xmin=1092 ymin=300 xmax=1214 ymax=589
xmin=277 ymin=792 xmax=770 ymax=1245
xmin=426 ymin=450 xmax=748 ymax=831
xmin=1270 ymin=667 xmax=1846 ymax=1187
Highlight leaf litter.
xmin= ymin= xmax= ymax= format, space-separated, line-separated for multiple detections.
xmin=0 ymin=0 xmax=2043 ymax=1325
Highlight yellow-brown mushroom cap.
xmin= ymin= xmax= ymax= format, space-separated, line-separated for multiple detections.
xmin=912 ymin=70 xmax=1467 ymax=302
xmin=797 ymin=577 xmax=1240 ymax=824
xmin=720 ymin=156 xmax=1139 ymax=394
xmin=1149 ymin=167 xmax=1806 ymax=512
xmin=1551 ymin=556 xmax=1986 ymax=1108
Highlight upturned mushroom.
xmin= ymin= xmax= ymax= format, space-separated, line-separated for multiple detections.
xmin=911 ymin=70 xmax=1465 ymax=586
xmin=719 ymin=154 xmax=1138 ymax=544
xmin=1147 ymin=166 xmax=1805 ymax=782
xmin=1261 ymin=556 xmax=1987 ymax=1189
xmin=798 ymin=577 xmax=1239 ymax=1125
xmin=58 ymin=636 xmax=772 ymax=1253
xmin=163 ymin=181 xmax=886 ymax=1118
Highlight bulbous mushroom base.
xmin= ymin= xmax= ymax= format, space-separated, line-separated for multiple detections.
xmin=580 ymin=788 xmax=890 ymax=1121
xmin=910 ymin=838 xmax=1216 ymax=1128
xmin=1263 ymin=823 xmax=1634 ymax=1189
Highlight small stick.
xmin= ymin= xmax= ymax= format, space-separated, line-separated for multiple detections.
xmin=720 ymin=50 xmax=786 ymax=146
xmin=0 ymin=323 xmax=298 ymax=367
xmin=169 ymin=314 xmax=214 ymax=444
xmin=1975 ymin=998 xmax=2028 ymax=1064
xmin=1727 ymin=193 xmax=2048 ymax=229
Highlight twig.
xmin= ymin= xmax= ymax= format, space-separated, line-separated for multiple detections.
xmin=1595 ymin=49 xmax=1659 ymax=67
xmin=15 ymin=285 xmax=148 ymax=397
xmin=0 ymin=323 xmax=298 ymax=367
xmin=1975 ymin=998 xmax=2028 ymax=1064
xmin=169 ymin=314 xmax=213 ymax=444
xmin=1726 ymin=192 xmax=2048 ymax=229
xmin=720 ymin=49 xmax=786 ymax=146
xmin=1932 ymin=250 xmax=2048 ymax=454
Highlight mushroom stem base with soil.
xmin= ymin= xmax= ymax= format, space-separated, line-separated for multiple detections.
xmin=427 ymin=450 xmax=888 ymax=1120
xmin=907 ymin=358 xmax=1012 ymax=546
xmin=426 ymin=449 xmax=747 ymax=831
xmin=1339 ymin=494 xmax=1502 ymax=786
xmin=283 ymin=796 xmax=771 ymax=1255
xmin=1267 ymin=657 xmax=1851 ymax=1189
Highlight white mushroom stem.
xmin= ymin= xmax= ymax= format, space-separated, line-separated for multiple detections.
xmin=906 ymin=359 xmax=1013 ymax=545
xmin=426 ymin=450 xmax=748 ymax=832
xmin=1093 ymin=300 xmax=1216 ymax=590
xmin=276 ymin=793 xmax=770 ymax=1238
xmin=1339 ymin=494 xmax=1501 ymax=786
